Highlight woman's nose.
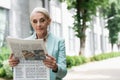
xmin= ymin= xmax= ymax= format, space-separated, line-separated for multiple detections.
xmin=37 ymin=21 xmax=41 ymax=27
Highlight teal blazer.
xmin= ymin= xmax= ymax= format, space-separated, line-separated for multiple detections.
xmin=26 ymin=32 xmax=67 ymax=80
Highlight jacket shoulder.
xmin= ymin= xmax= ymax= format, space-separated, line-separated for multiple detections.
xmin=49 ymin=33 xmax=64 ymax=42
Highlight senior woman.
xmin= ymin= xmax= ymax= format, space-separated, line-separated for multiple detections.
xmin=8 ymin=7 xmax=67 ymax=80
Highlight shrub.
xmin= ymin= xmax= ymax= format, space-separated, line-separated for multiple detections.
xmin=0 ymin=47 xmax=12 ymax=78
xmin=66 ymin=56 xmax=75 ymax=68
xmin=73 ymin=56 xmax=81 ymax=66
xmin=0 ymin=47 xmax=10 ymax=61
xmin=0 ymin=67 xmax=6 ymax=77
xmin=79 ymin=56 xmax=87 ymax=63
xmin=66 ymin=55 xmax=88 ymax=68
xmin=66 ymin=52 xmax=120 ymax=68
xmin=0 ymin=61 xmax=3 ymax=68
xmin=73 ymin=56 xmax=87 ymax=66
xmin=90 ymin=52 xmax=120 ymax=61
xmin=3 ymin=60 xmax=13 ymax=78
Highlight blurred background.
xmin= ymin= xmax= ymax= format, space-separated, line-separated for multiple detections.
xmin=0 ymin=0 xmax=120 ymax=80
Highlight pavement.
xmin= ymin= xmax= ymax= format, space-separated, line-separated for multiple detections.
xmin=63 ymin=57 xmax=120 ymax=80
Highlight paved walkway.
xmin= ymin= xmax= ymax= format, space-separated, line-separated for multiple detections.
xmin=63 ymin=57 xmax=120 ymax=80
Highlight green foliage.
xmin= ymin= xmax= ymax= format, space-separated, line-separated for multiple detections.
xmin=73 ymin=56 xmax=82 ymax=66
xmin=63 ymin=0 xmax=109 ymax=21
xmin=67 ymin=52 xmax=120 ymax=68
xmin=0 ymin=67 xmax=6 ymax=77
xmin=90 ymin=52 xmax=120 ymax=61
xmin=105 ymin=2 xmax=120 ymax=46
xmin=0 ymin=47 xmax=12 ymax=78
xmin=3 ymin=60 xmax=13 ymax=78
xmin=66 ymin=55 xmax=87 ymax=68
xmin=0 ymin=47 xmax=10 ymax=69
xmin=0 ymin=53 xmax=10 ymax=62
xmin=66 ymin=56 xmax=75 ymax=68
xmin=60 ymin=0 xmax=109 ymax=54
xmin=0 ymin=61 xmax=2 ymax=68
xmin=73 ymin=56 xmax=87 ymax=66
xmin=0 ymin=47 xmax=10 ymax=54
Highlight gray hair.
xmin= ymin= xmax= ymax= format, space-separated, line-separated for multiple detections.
xmin=30 ymin=7 xmax=50 ymax=19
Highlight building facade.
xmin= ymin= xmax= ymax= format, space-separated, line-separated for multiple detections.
xmin=0 ymin=0 xmax=118 ymax=57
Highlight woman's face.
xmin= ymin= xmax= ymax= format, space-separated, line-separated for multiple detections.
xmin=30 ymin=12 xmax=51 ymax=36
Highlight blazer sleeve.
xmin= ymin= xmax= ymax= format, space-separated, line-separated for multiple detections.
xmin=55 ymin=39 xmax=67 ymax=78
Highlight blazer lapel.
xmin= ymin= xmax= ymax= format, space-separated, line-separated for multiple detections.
xmin=30 ymin=32 xmax=54 ymax=56
xmin=46 ymin=33 xmax=54 ymax=56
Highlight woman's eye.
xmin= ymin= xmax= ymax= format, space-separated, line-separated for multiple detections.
xmin=40 ymin=18 xmax=45 ymax=22
xmin=32 ymin=18 xmax=46 ymax=24
xmin=33 ymin=19 xmax=37 ymax=23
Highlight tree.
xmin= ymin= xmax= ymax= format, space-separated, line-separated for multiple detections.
xmin=59 ymin=0 xmax=109 ymax=55
xmin=105 ymin=2 xmax=120 ymax=50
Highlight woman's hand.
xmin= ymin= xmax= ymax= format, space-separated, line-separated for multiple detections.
xmin=8 ymin=53 xmax=19 ymax=67
xmin=43 ymin=54 xmax=58 ymax=72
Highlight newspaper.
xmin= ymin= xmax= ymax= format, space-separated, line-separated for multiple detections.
xmin=6 ymin=37 xmax=50 ymax=80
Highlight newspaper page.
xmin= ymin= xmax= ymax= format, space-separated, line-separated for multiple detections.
xmin=6 ymin=37 xmax=50 ymax=80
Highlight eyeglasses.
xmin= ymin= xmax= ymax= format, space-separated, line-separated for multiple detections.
xmin=32 ymin=18 xmax=46 ymax=24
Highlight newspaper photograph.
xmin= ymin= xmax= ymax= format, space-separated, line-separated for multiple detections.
xmin=6 ymin=37 xmax=50 ymax=80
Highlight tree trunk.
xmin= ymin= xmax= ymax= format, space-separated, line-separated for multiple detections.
xmin=117 ymin=44 xmax=120 ymax=51
xmin=111 ymin=43 xmax=113 ymax=51
xmin=79 ymin=36 xmax=86 ymax=55
xmin=77 ymin=0 xmax=87 ymax=55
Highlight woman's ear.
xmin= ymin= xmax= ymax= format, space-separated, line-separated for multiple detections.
xmin=47 ymin=18 xmax=51 ymax=25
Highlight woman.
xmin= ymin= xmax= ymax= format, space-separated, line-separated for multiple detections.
xmin=9 ymin=7 xmax=67 ymax=80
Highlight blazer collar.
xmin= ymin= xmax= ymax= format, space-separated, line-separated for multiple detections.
xmin=46 ymin=32 xmax=54 ymax=56
xmin=32 ymin=32 xmax=54 ymax=56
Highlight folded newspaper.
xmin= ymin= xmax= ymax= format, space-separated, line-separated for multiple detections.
xmin=7 ymin=37 xmax=50 ymax=80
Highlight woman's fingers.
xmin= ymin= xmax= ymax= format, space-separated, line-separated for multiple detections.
xmin=9 ymin=59 xmax=19 ymax=67
xmin=46 ymin=54 xmax=55 ymax=60
xmin=43 ymin=54 xmax=58 ymax=70
xmin=8 ymin=53 xmax=19 ymax=67
xmin=44 ymin=54 xmax=56 ymax=65
xmin=9 ymin=60 xmax=19 ymax=66
xmin=9 ymin=53 xmax=14 ymax=59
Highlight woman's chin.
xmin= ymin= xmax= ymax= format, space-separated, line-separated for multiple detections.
xmin=36 ymin=30 xmax=43 ymax=33
xmin=36 ymin=32 xmax=42 ymax=34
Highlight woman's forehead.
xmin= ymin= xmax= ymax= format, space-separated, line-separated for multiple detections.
xmin=31 ymin=12 xmax=46 ymax=19
xmin=30 ymin=7 xmax=50 ymax=18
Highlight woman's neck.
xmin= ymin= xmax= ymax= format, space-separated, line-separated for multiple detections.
xmin=36 ymin=31 xmax=47 ymax=39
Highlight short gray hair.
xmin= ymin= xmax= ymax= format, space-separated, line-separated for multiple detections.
xmin=30 ymin=7 xmax=50 ymax=19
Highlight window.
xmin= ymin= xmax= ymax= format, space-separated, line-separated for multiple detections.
xmin=50 ymin=21 xmax=62 ymax=37
xmin=0 ymin=7 xmax=9 ymax=47
xmin=100 ymin=34 xmax=103 ymax=51
xmin=68 ymin=27 xmax=75 ymax=51
xmin=49 ymin=1 xmax=62 ymax=37
xmin=94 ymin=33 xmax=98 ymax=50
xmin=88 ymin=31 xmax=93 ymax=50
